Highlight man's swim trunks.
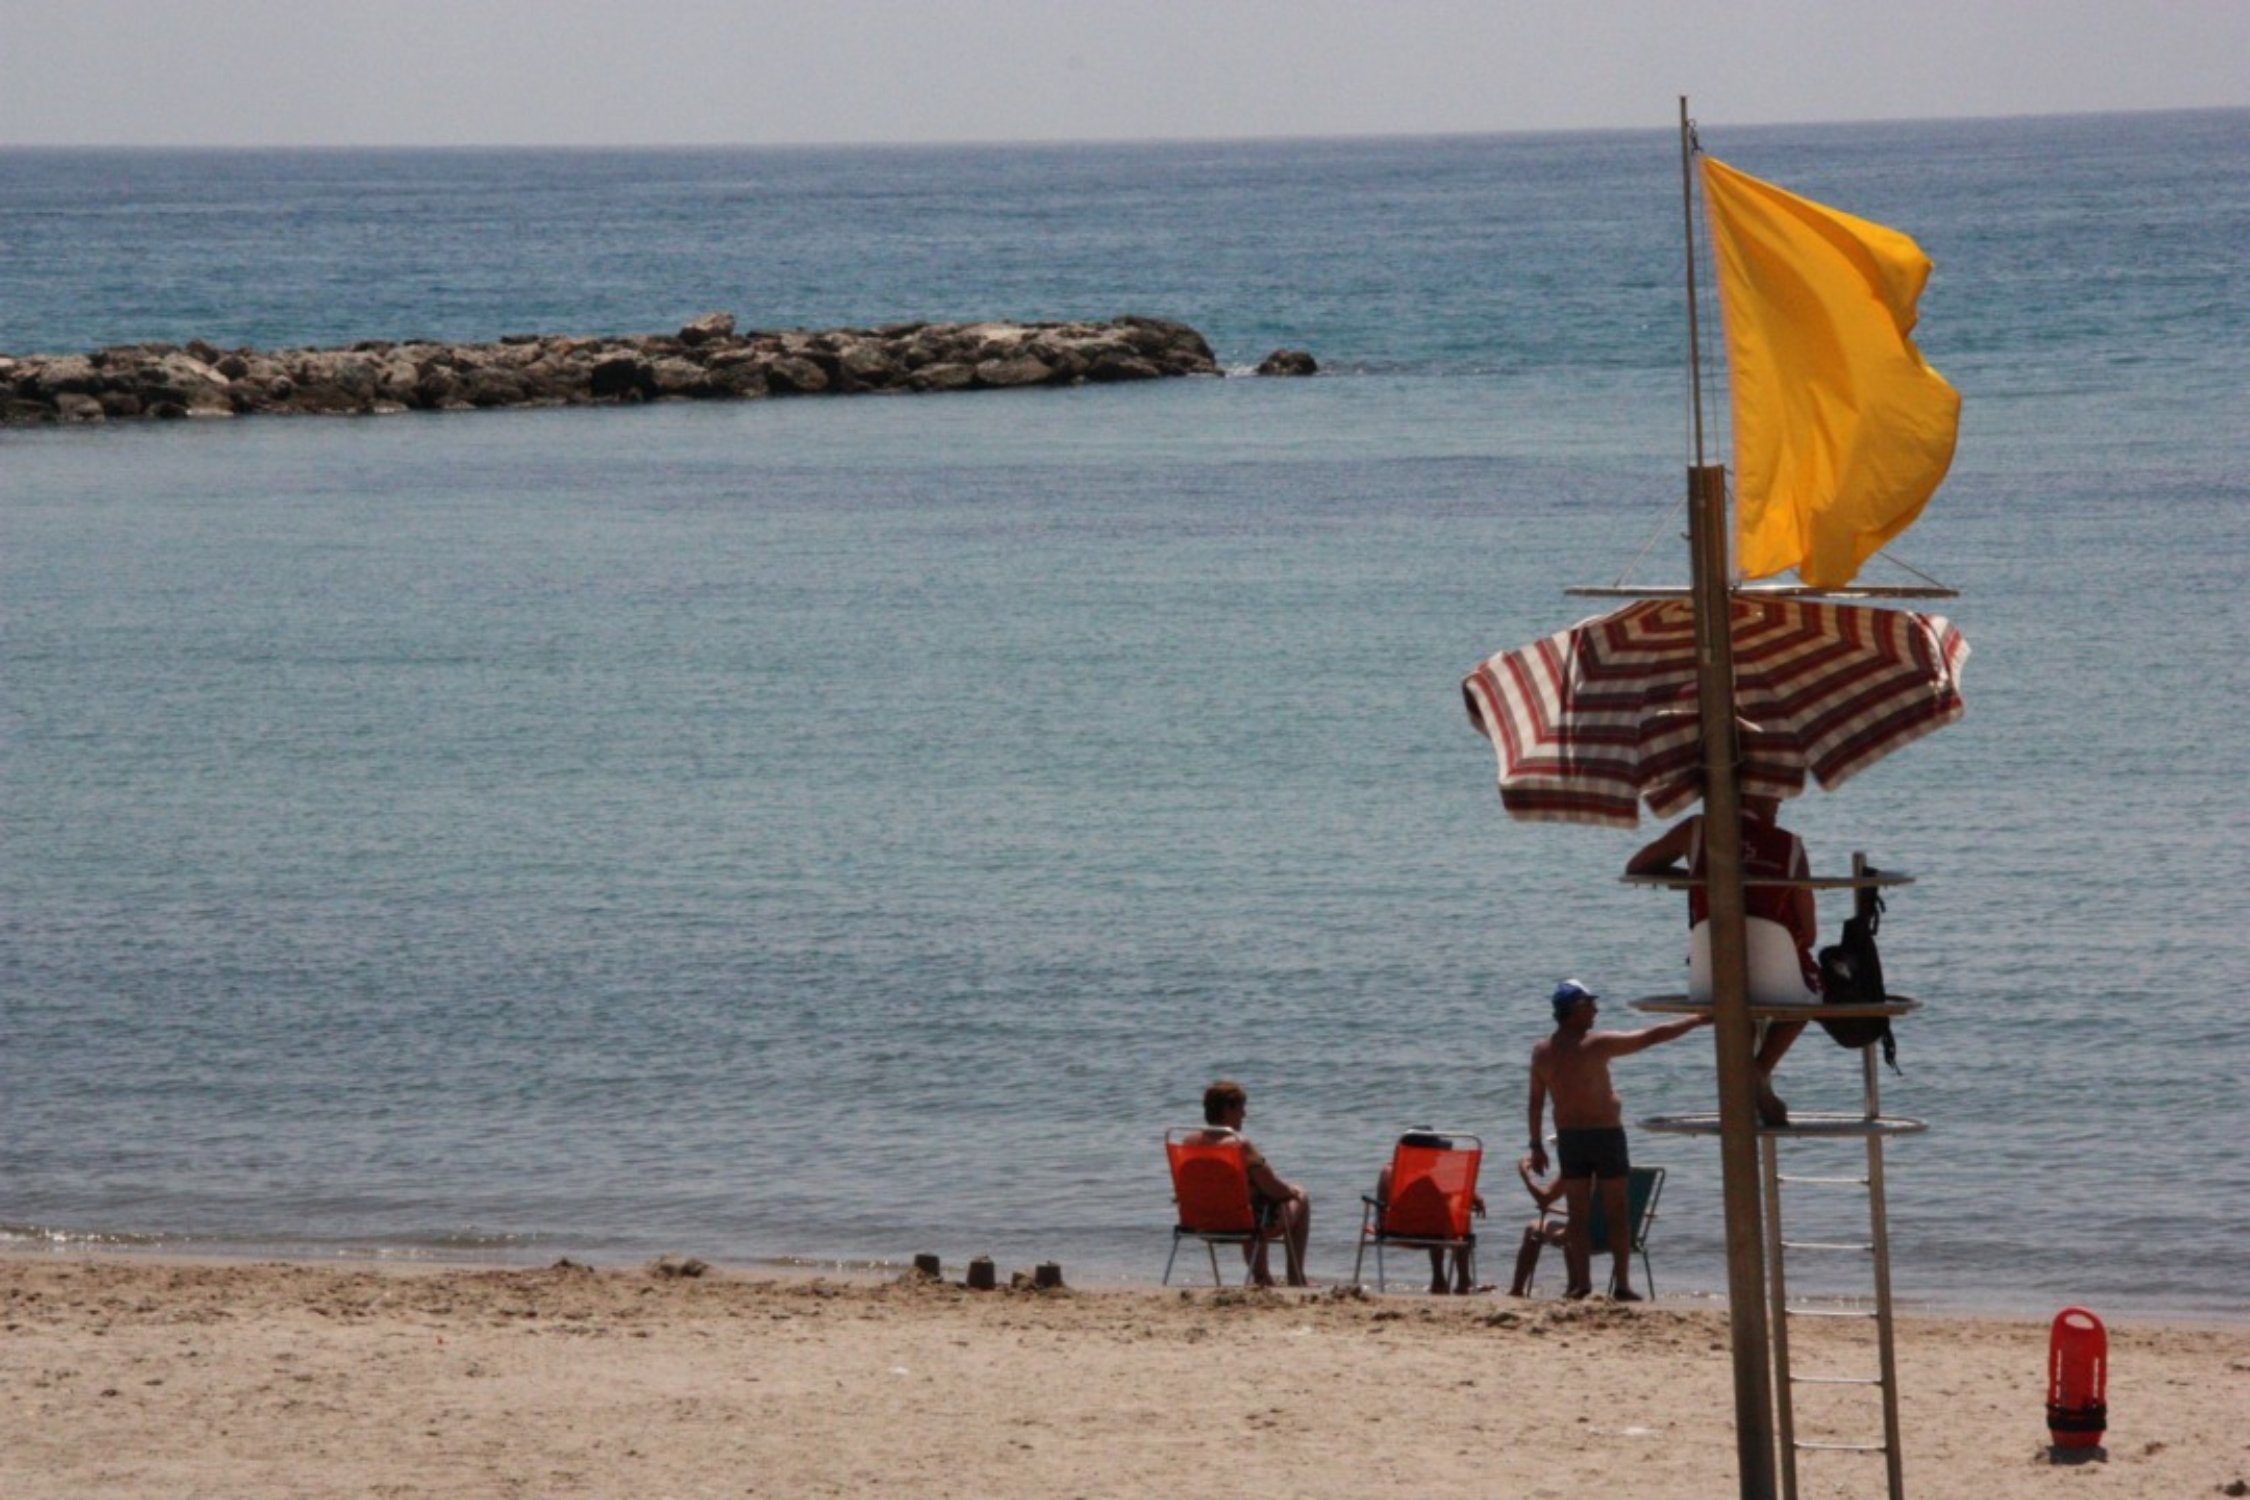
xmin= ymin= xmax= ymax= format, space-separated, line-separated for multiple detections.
xmin=1556 ymin=1126 xmax=1632 ymax=1181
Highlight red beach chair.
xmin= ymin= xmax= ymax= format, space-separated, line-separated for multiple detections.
xmin=1353 ymin=1130 xmax=1483 ymax=1292
xmin=1162 ymin=1126 xmax=1300 ymax=1286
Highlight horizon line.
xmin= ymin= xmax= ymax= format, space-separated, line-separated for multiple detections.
xmin=3 ymin=103 xmax=2240 ymax=154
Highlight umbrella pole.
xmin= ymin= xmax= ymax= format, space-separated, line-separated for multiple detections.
xmin=1689 ymin=460 xmax=1780 ymax=1498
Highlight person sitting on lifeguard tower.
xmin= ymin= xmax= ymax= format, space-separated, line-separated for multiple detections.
xmin=1626 ymin=793 xmax=1820 ymax=1126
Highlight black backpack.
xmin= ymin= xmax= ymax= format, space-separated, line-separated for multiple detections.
xmin=1816 ymin=882 xmax=1900 ymax=1073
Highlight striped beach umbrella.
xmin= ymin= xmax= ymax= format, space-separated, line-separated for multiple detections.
xmin=1462 ymin=596 xmax=1970 ymax=828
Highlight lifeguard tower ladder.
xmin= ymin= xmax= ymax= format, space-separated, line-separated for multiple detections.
xmin=1633 ymin=853 xmax=1924 ymax=1500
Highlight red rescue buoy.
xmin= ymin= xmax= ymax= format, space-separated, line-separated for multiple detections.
xmin=2046 ymin=1306 xmax=2108 ymax=1450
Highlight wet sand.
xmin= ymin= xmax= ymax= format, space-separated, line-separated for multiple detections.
xmin=3 ymin=1256 xmax=2243 ymax=1498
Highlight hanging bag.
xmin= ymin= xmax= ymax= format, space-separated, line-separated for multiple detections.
xmin=1816 ymin=877 xmax=1900 ymax=1072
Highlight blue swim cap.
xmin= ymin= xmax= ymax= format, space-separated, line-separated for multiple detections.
xmin=1551 ymin=979 xmax=1599 ymax=1015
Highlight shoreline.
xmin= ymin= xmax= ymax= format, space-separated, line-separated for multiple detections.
xmin=6 ymin=1240 xmax=2243 ymax=1333
xmin=5 ymin=1253 xmax=2243 ymax=1498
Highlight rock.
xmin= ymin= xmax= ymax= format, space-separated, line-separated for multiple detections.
xmin=1026 ymin=341 xmax=1086 ymax=382
xmin=289 ymin=383 xmax=363 ymax=415
xmin=975 ymin=355 xmax=1054 ymax=388
xmin=910 ymin=362 xmax=976 ymax=392
xmin=375 ymin=357 xmax=423 ymax=404
xmin=647 ymin=357 xmax=711 ymax=397
xmin=649 ymin=1256 xmax=709 ymax=1279
xmin=139 ymin=353 xmax=234 ymax=415
xmin=1085 ymin=352 xmax=1161 ymax=383
xmin=31 ymin=355 xmax=103 ymax=397
xmin=677 ymin=311 xmax=736 ymax=347
xmin=1115 ymin=315 xmax=1219 ymax=372
xmin=589 ymin=355 xmax=656 ymax=400
xmin=1255 ymin=349 xmax=1318 ymax=376
xmin=763 ymin=355 xmax=829 ymax=395
xmin=55 ymin=392 xmax=106 ymax=422
xmin=837 ymin=341 xmax=900 ymax=386
xmin=329 ymin=358 xmax=378 ymax=399
xmin=459 ymin=369 xmax=527 ymax=407
xmin=707 ymin=362 xmax=769 ymax=398
xmin=515 ymin=357 xmax=587 ymax=402
xmin=413 ymin=368 xmax=462 ymax=408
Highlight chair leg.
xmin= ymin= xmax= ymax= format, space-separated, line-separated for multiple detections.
xmin=1164 ymin=1233 xmax=1181 ymax=1287
xmin=1207 ymin=1241 xmax=1224 ymax=1287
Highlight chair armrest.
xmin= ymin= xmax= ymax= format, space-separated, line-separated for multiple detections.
xmin=1358 ymin=1193 xmax=1386 ymax=1235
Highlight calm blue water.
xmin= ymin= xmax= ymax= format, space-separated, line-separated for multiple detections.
xmin=5 ymin=113 xmax=2247 ymax=1319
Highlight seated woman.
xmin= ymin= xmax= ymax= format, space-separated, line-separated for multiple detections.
xmin=1628 ymin=793 xmax=1819 ymax=1126
xmin=1508 ymin=1154 xmax=1571 ymax=1297
xmin=1372 ymin=1130 xmax=1486 ymax=1295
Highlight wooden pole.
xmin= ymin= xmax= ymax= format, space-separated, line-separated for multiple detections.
xmin=1682 ymin=96 xmax=1780 ymax=1499
xmin=1690 ymin=463 xmax=1779 ymax=1498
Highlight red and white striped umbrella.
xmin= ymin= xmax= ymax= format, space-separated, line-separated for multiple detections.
xmin=1462 ymin=596 xmax=1970 ymax=828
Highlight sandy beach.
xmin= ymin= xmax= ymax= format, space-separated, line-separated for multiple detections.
xmin=3 ymin=1256 xmax=2242 ymax=1498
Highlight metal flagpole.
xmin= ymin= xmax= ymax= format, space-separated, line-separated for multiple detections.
xmin=1680 ymin=94 xmax=1780 ymax=1500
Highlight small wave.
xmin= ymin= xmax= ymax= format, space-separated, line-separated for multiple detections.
xmin=0 ymin=1221 xmax=559 ymax=1264
xmin=0 ymin=1222 xmax=166 ymax=1250
xmin=755 ymin=1253 xmax=910 ymax=1274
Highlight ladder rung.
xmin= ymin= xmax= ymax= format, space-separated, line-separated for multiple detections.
xmin=1791 ymin=1374 xmax=1884 ymax=1386
xmin=1792 ymin=1441 xmax=1890 ymax=1454
xmin=1786 ymin=1306 xmax=1879 ymax=1320
xmin=1780 ymin=1238 xmax=1873 ymax=1252
xmin=1777 ymin=1174 xmax=1869 ymax=1186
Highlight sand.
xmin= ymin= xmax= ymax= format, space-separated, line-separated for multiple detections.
xmin=2 ymin=1256 xmax=2243 ymax=1498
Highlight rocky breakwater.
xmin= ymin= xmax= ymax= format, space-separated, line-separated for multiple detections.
xmin=0 ymin=313 xmax=1222 ymax=426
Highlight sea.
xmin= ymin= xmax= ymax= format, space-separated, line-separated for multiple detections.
xmin=4 ymin=111 xmax=2246 ymax=1321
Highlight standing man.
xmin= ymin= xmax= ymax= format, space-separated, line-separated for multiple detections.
xmin=1202 ymin=1080 xmax=1312 ymax=1288
xmin=1526 ymin=980 xmax=1707 ymax=1299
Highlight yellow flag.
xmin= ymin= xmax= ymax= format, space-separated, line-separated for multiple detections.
xmin=1702 ymin=156 xmax=1959 ymax=588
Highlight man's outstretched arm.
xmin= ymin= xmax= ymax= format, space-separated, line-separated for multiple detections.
xmin=1592 ymin=1016 xmax=1711 ymax=1057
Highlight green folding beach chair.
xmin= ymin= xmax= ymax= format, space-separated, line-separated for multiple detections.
xmin=1529 ymin=1164 xmax=1666 ymax=1300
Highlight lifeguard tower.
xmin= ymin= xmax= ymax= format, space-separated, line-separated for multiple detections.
xmin=1631 ymin=852 xmax=1925 ymax=1500
xmin=1462 ymin=99 xmax=1970 ymax=1498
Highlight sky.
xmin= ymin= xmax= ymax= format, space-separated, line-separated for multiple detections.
xmin=2 ymin=0 xmax=2244 ymax=148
